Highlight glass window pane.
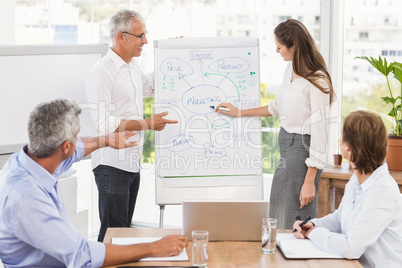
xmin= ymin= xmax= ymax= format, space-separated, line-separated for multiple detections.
xmin=342 ymin=0 xmax=402 ymax=132
xmin=9 ymin=0 xmax=321 ymax=174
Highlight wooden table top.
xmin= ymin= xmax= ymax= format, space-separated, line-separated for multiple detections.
xmin=322 ymin=163 xmax=402 ymax=182
xmin=103 ymin=227 xmax=362 ymax=268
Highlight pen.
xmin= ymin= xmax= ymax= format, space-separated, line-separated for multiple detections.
xmin=210 ymin=105 xmax=230 ymax=112
xmin=293 ymin=216 xmax=311 ymax=233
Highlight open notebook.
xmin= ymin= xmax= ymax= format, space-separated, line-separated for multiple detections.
xmin=277 ymin=233 xmax=345 ymax=259
xmin=112 ymin=237 xmax=188 ymax=262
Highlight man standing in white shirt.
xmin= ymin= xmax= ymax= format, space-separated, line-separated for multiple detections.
xmin=293 ymin=110 xmax=402 ymax=268
xmin=85 ymin=9 xmax=177 ymax=242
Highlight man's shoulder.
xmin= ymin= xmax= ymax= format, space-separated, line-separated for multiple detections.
xmin=87 ymin=54 xmax=119 ymax=78
xmin=0 ymin=167 xmax=42 ymax=212
xmin=91 ymin=54 xmax=114 ymax=70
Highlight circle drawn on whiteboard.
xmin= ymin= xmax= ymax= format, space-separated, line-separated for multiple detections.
xmin=160 ymin=57 xmax=193 ymax=78
xmin=181 ymin=85 xmax=227 ymax=115
xmin=208 ymin=57 xmax=250 ymax=74
xmin=165 ymin=134 xmax=195 ymax=152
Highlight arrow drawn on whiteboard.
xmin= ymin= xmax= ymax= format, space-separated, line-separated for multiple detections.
xmin=205 ymin=113 xmax=214 ymax=144
xmin=217 ymin=72 xmax=230 ymax=87
xmin=204 ymin=72 xmax=241 ymax=129
xmin=216 ymin=113 xmax=234 ymax=129
xmin=181 ymin=75 xmax=192 ymax=88
xmin=204 ymin=72 xmax=240 ymax=108
xmin=198 ymin=59 xmax=205 ymax=85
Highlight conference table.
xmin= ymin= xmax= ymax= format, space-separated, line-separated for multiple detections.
xmin=318 ymin=163 xmax=402 ymax=217
xmin=103 ymin=227 xmax=362 ymax=268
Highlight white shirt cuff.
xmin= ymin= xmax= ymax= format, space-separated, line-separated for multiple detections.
xmin=305 ymin=157 xmax=325 ymax=170
xmin=267 ymin=101 xmax=279 ymax=117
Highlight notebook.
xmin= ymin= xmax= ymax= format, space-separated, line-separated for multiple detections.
xmin=112 ymin=237 xmax=188 ymax=262
xmin=182 ymin=200 xmax=269 ymax=241
xmin=276 ymin=233 xmax=345 ymax=259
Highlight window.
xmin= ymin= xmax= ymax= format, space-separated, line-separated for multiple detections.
xmin=342 ymin=0 xmax=402 ymax=133
xmin=3 ymin=0 xmax=323 ymax=175
xmin=359 ymin=32 xmax=369 ymax=41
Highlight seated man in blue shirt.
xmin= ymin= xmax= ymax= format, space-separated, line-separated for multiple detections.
xmin=0 ymin=99 xmax=187 ymax=268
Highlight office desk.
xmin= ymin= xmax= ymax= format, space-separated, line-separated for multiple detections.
xmin=318 ymin=163 xmax=402 ymax=217
xmin=103 ymin=227 xmax=362 ymax=268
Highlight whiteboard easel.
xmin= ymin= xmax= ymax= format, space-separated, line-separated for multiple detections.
xmin=154 ymin=38 xmax=263 ymax=227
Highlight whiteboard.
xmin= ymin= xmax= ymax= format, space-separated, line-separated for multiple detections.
xmin=155 ymin=37 xmax=262 ymax=177
xmin=0 ymin=44 xmax=108 ymax=155
xmin=154 ymin=37 xmax=263 ymax=205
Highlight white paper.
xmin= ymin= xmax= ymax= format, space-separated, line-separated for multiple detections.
xmin=276 ymin=233 xmax=343 ymax=259
xmin=111 ymin=237 xmax=189 ymax=262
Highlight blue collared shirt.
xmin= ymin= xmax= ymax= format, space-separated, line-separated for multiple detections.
xmin=0 ymin=140 xmax=105 ymax=268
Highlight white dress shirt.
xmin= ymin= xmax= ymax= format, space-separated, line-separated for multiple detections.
xmin=268 ymin=62 xmax=330 ymax=169
xmin=85 ymin=48 xmax=154 ymax=172
xmin=309 ymin=164 xmax=402 ymax=268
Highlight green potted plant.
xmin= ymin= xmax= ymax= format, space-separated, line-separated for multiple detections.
xmin=332 ymin=139 xmax=343 ymax=166
xmin=355 ymin=56 xmax=402 ymax=170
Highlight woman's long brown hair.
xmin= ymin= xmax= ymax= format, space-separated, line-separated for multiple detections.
xmin=274 ymin=19 xmax=335 ymax=104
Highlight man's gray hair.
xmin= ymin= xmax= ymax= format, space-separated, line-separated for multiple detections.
xmin=109 ymin=9 xmax=144 ymax=44
xmin=28 ymin=99 xmax=81 ymax=158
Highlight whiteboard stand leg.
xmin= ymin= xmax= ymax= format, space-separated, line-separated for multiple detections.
xmin=159 ymin=204 xmax=165 ymax=228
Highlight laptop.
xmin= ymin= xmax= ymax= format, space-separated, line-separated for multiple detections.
xmin=182 ymin=200 xmax=269 ymax=241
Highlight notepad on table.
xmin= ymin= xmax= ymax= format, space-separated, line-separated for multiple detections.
xmin=112 ymin=237 xmax=189 ymax=262
xmin=276 ymin=233 xmax=343 ymax=259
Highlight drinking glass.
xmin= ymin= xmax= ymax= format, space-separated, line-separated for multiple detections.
xmin=261 ymin=218 xmax=277 ymax=254
xmin=192 ymin=230 xmax=209 ymax=266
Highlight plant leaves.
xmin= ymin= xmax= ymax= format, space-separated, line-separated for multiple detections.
xmin=392 ymin=63 xmax=402 ymax=83
xmin=396 ymin=120 xmax=402 ymax=136
xmin=355 ymin=56 xmax=396 ymax=76
xmin=388 ymin=108 xmax=398 ymax=117
xmin=382 ymin=96 xmax=396 ymax=104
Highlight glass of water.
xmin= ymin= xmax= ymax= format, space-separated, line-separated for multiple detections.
xmin=192 ymin=230 xmax=209 ymax=267
xmin=261 ymin=218 xmax=277 ymax=254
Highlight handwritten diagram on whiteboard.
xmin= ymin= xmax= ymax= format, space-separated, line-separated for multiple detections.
xmin=155 ymin=38 xmax=262 ymax=177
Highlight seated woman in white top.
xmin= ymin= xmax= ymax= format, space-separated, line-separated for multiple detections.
xmin=293 ymin=110 xmax=402 ymax=268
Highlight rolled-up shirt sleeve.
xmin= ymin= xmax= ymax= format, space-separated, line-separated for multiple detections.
xmin=311 ymin=203 xmax=343 ymax=234
xmin=268 ymin=100 xmax=279 ymax=117
xmin=143 ymin=71 xmax=154 ymax=98
xmin=87 ymin=241 xmax=106 ymax=268
xmin=85 ymin=67 xmax=121 ymax=135
xmin=304 ymin=80 xmax=330 ymax=170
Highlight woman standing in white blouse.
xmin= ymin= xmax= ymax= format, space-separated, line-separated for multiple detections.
xmin=216 ymin=19 xmax=335 ymax=229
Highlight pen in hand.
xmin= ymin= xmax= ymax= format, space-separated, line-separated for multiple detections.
xmin=210 ymin=105 xmax=230 ymax=112
xmin=293 ymin=216 xmax=311 ymax=233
